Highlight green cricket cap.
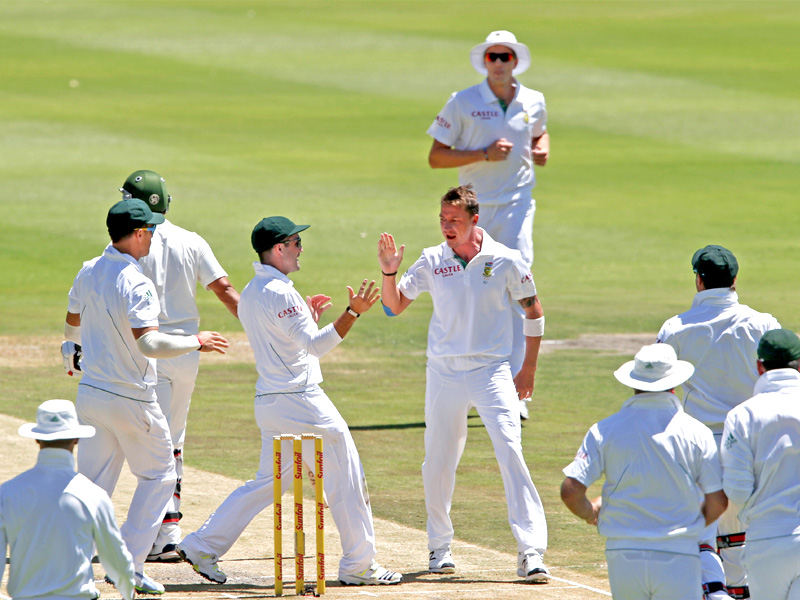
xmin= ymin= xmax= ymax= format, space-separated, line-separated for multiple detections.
xmin=251 ymin=216 xmax=309 ymax=254
xmin=691 ymin=245 xmax=739 ymax=289
xmin=107 ymin=198 xmax=165 ymax=239
xmin=120 ymin=170 xmax=171 ymax=213
xmin=758 ymin=329 xmax=800 ymax=368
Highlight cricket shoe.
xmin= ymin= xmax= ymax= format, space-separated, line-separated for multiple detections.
xmin=146 ymin=543 xmax=182 ymax=563
xmin=339 ymin=561 xmax=403 ymax=586
xmin=517 ymin=551 xmax=550 ymax=583
xmin=135 ymin=572 xmax=165 ymax=595
xmin=177 ymin=545 xmax=227 ymax=583
xmin=429 ymin=546 xmax=455 ymax=573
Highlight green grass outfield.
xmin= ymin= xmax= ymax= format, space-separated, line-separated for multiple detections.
xmin=2 ymin=0 xmax=799 ymax=580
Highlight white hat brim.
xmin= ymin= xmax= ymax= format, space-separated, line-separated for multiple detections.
xmin=613 ymin=360 xmax=695 ymax=392
xmin=18 ymin=423 xmax=96 ymax=441
xmin=470 ymin=41 xmax=531 ymax=77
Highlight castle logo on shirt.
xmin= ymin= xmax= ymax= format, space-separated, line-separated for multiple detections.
xmin=277 ymin=305 xmax=303 ymax=318
xmin=471 ymin=110 xmax=500 ymax=120
xmin=435 ymin=115 xmax=451 ymax=129
xmin=434 ymin=265 xmax=462 ymax=278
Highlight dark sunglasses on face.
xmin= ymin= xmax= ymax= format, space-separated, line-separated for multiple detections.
xmin=485 ymin=52 xmax=515 ymax=63
xmin=283 ymin=236 xmax=302 ymax=249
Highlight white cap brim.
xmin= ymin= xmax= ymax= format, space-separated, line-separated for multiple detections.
xmin=18 ymin=422 xmax=96 ymax=441
xmin=613 ymin=359 xmax=695 ymax=392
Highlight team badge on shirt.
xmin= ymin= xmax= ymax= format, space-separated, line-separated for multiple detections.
xmin=483 ymin=262 xmax=493 ymax=279
xmin=523 ymin=112 xmax=530 ymax=124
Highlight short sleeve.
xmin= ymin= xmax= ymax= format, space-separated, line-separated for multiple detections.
xmin=194 ymin=235 xmax=227 ymax=289
xmin=506 ymin=252 xmax=537 ymax=300
xmin=562 ymin=425 xmax=604 ymax=488
xmin=397 ymin=253 xmax=432 ymax=301
xmin=531 ymin=96 xmax=547 ymax=138
xmin=694 ymin=424 xmax=723 ymax=494
xmin=126 ymin=278 xmax=161 ymax=329
xmin=426 ymin=92 xmax=461 ymax=148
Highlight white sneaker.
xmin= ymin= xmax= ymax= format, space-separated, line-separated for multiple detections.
xmin=706 ymin=591 xmax=734 ymax=600
xmin=339 ymin=561 xmax=403 ymax=586
xmin=134 ymin=572 xmax=165 ymax=595
xmin=429 ymin=546 xmax=455 ymax=573
xmin=146 ymin=542 xmax=182 ymax=563
xmin=517 ymin=551 xmax=549 ymax=583
xmin=178 ymin=544 xmax=227 ymax=584
xmin=519 ymin=399 xmax=530 ymax=421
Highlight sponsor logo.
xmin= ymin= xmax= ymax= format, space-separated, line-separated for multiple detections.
xmin=575 ymin=450 xmax=588 ymax=461
xmin=148 ymin=194 xmax=160 ymax=205
xmin=521 ymin=273 xmax=532 ymax=284
xmin=434 ymin=265 xmax=462 ymax=277
xmin=724 ymin=433 xmax=737 ymax=450
xmin=277 ymin=305 xmax=302 ymax=318
xmin=483 ymin=261 xmax=493 ymax=279
xmin=471 ymin=110 xmax=500 ymax=120
xmin=435 ymin=115 xmax=451 ymax=129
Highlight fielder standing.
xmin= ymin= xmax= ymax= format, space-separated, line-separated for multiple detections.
xmin=378 ymin=185 xmax=549 ymax=582
xmin=178 ymin=216 xmax=403 ymax=587
xmin=427 ymin=30 xmax=549 ymax=420
xmin=657 ymin=244 xmax=780 ymax=600
xmin=63 ymin=198 xmax=228 ymax=593
xmin=1 ymin=400 xmax=136 ymax=600
xmin=561 ymin=344 xmax=728 ymax=600
xmin=721 ymin=329 xmax=800 ymax=600
xmin=119 ymin=169 xmax=240 ymax=562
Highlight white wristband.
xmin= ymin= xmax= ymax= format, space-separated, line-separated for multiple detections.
xmin=523 ymin=316 xmax=545 ymax=337
xmin=65 ymin=322 xmax=81 ymax=343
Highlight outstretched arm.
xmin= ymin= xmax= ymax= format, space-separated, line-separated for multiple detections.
xmin=331 ymin=279 xmax=380 ymax=339
xmin=378 ymin=232 xmax=413 ymax=315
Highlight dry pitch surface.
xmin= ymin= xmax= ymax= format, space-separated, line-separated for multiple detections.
xmin=1 ymin=334 xmax=649 ymax=599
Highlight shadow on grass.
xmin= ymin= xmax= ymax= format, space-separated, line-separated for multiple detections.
xmin=349 ymin=414 xmax=487 ymax=431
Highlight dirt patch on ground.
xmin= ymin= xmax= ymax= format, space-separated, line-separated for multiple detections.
xmin=0 ymin=411 xmax=611 ymax=599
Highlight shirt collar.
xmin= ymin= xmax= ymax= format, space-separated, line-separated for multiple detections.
xmin=441 ymin=228 xmax=496 ymax=263
xmin=691 ymin=287 xmax=738 ymax=309
xmin=253 ymin=261 xmax=294 ymax=287
xmin=103 ymin=244 xmax=143 ymax=270
xmin=620 ymin=391 xmax=683 ymax=411
xmin=36 ymin=447 xmax=77 ymax=471
xmin=478 ymin=79 xmax=519 ymax=105
xmin=753 ymin=368 xmax=800 ymax=395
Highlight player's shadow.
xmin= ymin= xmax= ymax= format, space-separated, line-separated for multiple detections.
xmin=349 ymin=414 xmax=488 ymax=432
xmin=399 ymin=569 xmax=533 ymax=585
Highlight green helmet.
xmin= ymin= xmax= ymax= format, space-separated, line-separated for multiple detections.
xmin=120 ymin=170 xmax=171 ymax=214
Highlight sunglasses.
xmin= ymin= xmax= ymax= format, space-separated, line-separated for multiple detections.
xmin=282 ymin=236 xmax=302 ymax=249
xmin=136 ymin=225 xmax=156 ymax=233
xmin=485 ymin=52 xmax=515 ymax=63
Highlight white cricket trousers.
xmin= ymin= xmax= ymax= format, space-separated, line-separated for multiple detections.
xmin=745 ymin=534 xmax=800 ymax=599
xmin=179 ymin=385 xmax=377 ymax=577
xmin=75 ymin=384 xmax=177 ymax=572
xmin=480 ymin=198 xmax=536 ymax=376
xmin=423 ymin=356 xmax=547 ymax=554
xmin=152 ymin=351 xmax=200 ymax=550
xmin=606 ymin=549 xmax=700 ymax=600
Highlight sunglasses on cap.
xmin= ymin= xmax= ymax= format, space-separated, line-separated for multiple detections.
xmin=485 ymin=52 xmax=515 ymax=63
xmin=136 ymin=225 xmax=157 ymax=233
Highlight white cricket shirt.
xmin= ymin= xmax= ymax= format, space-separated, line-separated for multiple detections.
xmin=0 ymin=449 xmax=135 ymax=600
xmin=427 ymin=79 xmax=547 ymax=206
xmin=563 ymin=392 xmax=722 ymax=555
xmin=721 ymin=368 xmax=800 ymax=541
xmin=657 ymin=288 xmax=780 ymax=431
xmin=68 ymin=245 xmax=161 ymax=402
xmin=239 ymin=262 xmax=342 ymax=394
xmin=138 ymin=219 xmax=227 ymax=335
xmin=398 ymin=230 xmax=535 ymax=360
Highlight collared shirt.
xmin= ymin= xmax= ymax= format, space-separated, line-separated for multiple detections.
xmin=67 ymin=245 xmax=161 ymax=402
xmin=721 ymin=369 xmax=800 ymax=541
xmin=657 ymin=288 xmax=780 ymax=431
xmin=563 ymin=392 xmax=722 ymax=555
xmin=0 ymin=448 xmax=135 ymax=600
xmin=398 ymin=229 xmax=535 ymax=360
xmin=427 ymin=79 xmax=547 ymax=205
xmin=138 ymin=219 xmax=227 ymax=335
xmin=239 ymin=262 xmax=342 ymax=394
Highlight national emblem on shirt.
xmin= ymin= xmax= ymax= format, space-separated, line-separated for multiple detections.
xmin=523 ymin=112 xmax=530 ymax=124
xmin=483 ymin=262 xmax=493 ymax=279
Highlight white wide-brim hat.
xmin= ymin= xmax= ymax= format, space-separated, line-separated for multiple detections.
xmin=470 ymin=30 xmax=531 ymax=77
xmin=614 ymin=344 xmax=695 ymax=392
xmin=18 ymin=399 xmax=96 ymax=441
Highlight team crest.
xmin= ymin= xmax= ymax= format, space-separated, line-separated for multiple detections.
xmin=483 ymin=262 xmax=493 ymax=278
xmin=523 ymin=112 xmax=530 ymax=124
xmin=149 ymin=194 xmax=160 ymax=205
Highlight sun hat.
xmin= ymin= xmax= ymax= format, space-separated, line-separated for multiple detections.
xmin=120 ymin=170 xmax=171 ymax=213
xmin=18 ymin=399 xmax=96 ymax=441
xmin=613 ymin=344 xmax=695 ymax=392
xmin=470 ymin=30 xmax=531 ymax=77
xmin=758 ymin=329 xmax=800 ymax=369
xmin=251 ymin=216 xmax=310 ymax=254
xmin=107 ymin=198 xmax=165 ymax=240
xmin=691 ymin=245 xmax=738 ymax=289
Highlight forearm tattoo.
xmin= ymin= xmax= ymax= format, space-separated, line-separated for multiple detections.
xmin=518 ymin=296 xmax=537 ymax=309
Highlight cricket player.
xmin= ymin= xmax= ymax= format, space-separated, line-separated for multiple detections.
xmin=119 ymin=169 xmax=240 ymax=562
xmin=657 ymin=244 xmax=780 ymax=599
xmin=1 ymin=400 xmax=136 ymax=600
xmin=721 ymin=329 xmax=800 ymax=600
xmin=427 ymin=30 xmax=549 ymax=420
xmin=178 ymin=216 xmax=403 ymax=587
xmin=378 ymin=185 xmax=549 ymax=582
xmin=63 ymin=198 xmax=228 ymax=593
xmin=562 ymin=344 xmax=728 ymax=600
